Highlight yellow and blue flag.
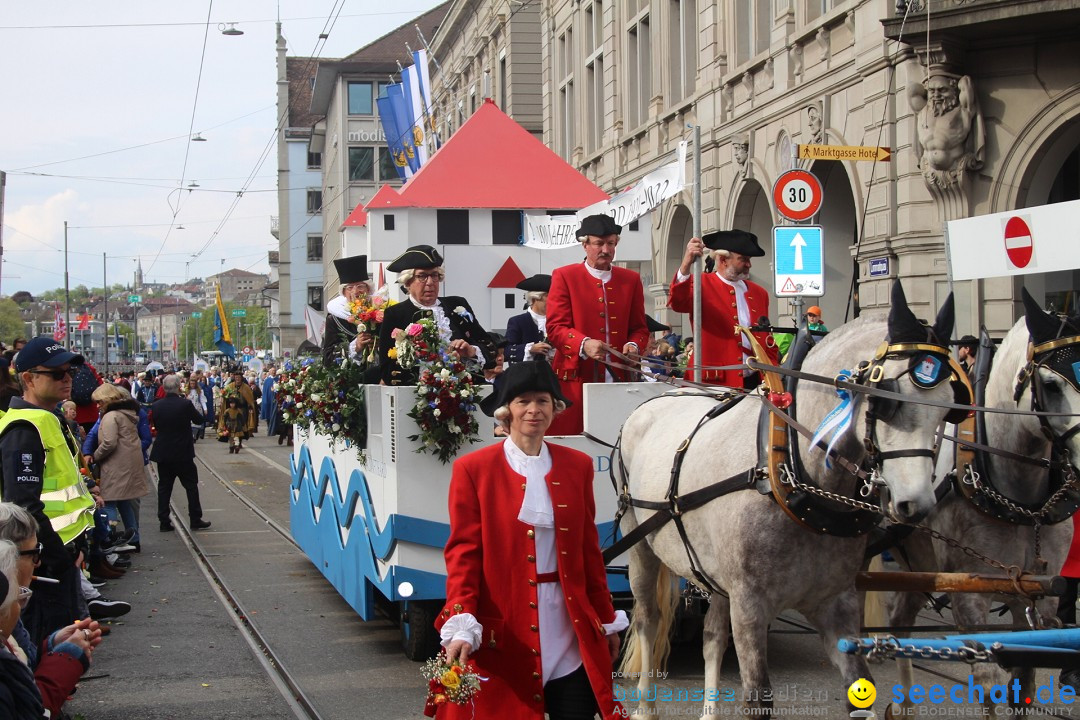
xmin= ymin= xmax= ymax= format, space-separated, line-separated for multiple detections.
xmin=213 ymin=285 xmax=235 ymax=358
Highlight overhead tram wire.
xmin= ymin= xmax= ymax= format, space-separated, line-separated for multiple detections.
xmin=184 ymin=0 xmax=350 ymax=266
xmin=145 ymin=0 xmax=215 ymax=277
xmin=0 ymin=10 xmax=438 ymax=31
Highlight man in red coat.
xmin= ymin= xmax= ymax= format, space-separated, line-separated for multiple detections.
xmin=669 ymin=230 xmax=779 ymax=388
xmin=546 ymin=214 xmax=649 ymax=435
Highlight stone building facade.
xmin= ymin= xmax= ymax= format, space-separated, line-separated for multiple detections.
xmin=428 ymin=0 xmax=1080 ymax=337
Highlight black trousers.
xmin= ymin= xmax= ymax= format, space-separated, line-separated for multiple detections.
xmin=544 ymin=665 xmax=600 ymax=720
xmin=1058 ymin=577 xmax=1079 ymax=625
xmin=156 ymin=459 xmax=204 ymax=522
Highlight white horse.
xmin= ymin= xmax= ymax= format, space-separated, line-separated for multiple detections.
xmin=618 ymin=283 xmax=959 ymax=713
xmin=888 ymin=291 xmax=1080 ymax=708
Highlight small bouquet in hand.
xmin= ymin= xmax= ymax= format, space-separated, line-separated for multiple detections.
xmin=421 ymin=650 xmax=483 ymax=716
xmin=347 ymin=293 xmax=395 ymax=365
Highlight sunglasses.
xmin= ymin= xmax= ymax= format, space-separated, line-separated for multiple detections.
xmin=26 ymin=367 xmax=76 ymax=381
xmin=17 ymin=586 xmax=32 ymax=609
xmin=19 ymin=542 xmax=43 ymax=564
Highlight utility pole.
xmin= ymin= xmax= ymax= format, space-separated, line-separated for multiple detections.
xmin=103 ymin=252 xmax=109 ymax=376
xmin=64 ymin=221 xmax=71 ymax=349
xmin=0 ymin=171 xmax=6 ymax=299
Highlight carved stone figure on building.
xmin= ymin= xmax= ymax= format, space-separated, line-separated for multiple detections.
xmin=910 ymin=70 xmax=985 ymax=189
xmin=806 ymin=103 xmax=823 ymax=144
xmin=732 ymin=135 xmax=749 ymax=179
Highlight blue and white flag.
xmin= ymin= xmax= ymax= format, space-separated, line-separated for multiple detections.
xmin=413 ymin=49 xmax=439 ymax=153
xmin=809 ymin=369 xmax=859 ymax=469
xmin=386 ymin=83 xmax=420 ymax=175
xmin=403 ymin=64 xmax=429 ymax=167
xmin=376 ymin=91 xmax=410 ymax=181
xmin=150 ymin=329 xmax=158 ymax=351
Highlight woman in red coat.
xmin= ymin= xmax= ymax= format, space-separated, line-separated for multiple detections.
xmin=437 ymin=361 xmax=626 ymax=720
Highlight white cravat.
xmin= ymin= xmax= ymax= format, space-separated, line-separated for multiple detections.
xmin=524 ymin=309 xmax=552 ymax=360
xmin=582 ymin=262 xmax=616 ymax=381
xmin=715 ymin=275 xmax=752 ymax=352
xmin=408 ymin=297 xmax=486 ymax=368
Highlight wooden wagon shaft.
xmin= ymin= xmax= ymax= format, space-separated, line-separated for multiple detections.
xmin=854 ymin=571 xmax=1065 ymax=597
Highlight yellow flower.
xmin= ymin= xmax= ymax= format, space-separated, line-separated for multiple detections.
xmin=388 ymin=348 xmax=398 ymax=359
xmin=440 ymin=670 xmax=461 ymax=689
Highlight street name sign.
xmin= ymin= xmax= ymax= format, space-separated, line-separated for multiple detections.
xmin=869 ymin=257 xmax=890 ymax=277
xmin=128 ymin=294 xmax=141 ymax=304
xmin=191 ymin=311 xmax=203 ymax=318
xmin=773 ymin=169 xmax=823 ymax=222
xmin=231 ymin=309 xmax=247 ymax=317
xmin=797 ymin=144 xmax=891 ymax=162
xmin=946 ymin=198 xmax=1080 ymax=280
xmin=774 ymin=226 xmax=824 ymax=297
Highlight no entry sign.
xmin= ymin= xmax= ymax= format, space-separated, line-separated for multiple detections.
xmin=1004 ymin=216 xmax=1033 ymax=268
xmin=773 ymin=170 xmax=823 ymax=222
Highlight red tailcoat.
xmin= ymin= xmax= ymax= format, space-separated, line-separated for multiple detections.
xmin=546 ymin=262 xmax=649 ymax=434
xmin=437 ymin=442 xmax=622 ymax=720
xmin=668 ymin=273 xmax=779 ymax=386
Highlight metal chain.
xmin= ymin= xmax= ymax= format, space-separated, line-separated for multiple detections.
xmin=964 ymin=462 xmax=1080 ymax=525
xmin=862 ymin=635 xmax=992 ymax=664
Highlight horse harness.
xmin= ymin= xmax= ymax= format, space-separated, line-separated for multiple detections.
xmin=602 ymin=326 xmax=969 ymax=595
xmin=950 ymin=329 xmax=1080 ymax=532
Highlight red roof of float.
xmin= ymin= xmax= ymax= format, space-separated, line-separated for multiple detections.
xmin=365 ymin=100 xmax=609 ymax=210
xmin=340 ymin=205 xmax=368 ymax=231
xmin=488 ymin=257 xmax=527 ymax=288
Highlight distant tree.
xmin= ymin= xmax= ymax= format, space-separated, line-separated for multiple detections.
xmin=0 ymin=299 xmax=27 ymax=345
xmin=10 ymin=291 xmax=34 ymax=306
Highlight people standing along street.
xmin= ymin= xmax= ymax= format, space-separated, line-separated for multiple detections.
xmin=216 ymin=367 xmax=255 ymax=440
xmin=378 ymin=245 xmax=496 ymax=387
xmin=89 ymin=384 xmax=149 ymax=553
xmin=956 ymin=334 xmax=978 ymax=380
xmin=187 ymin=370 xmax=209 ymax=441
xmin=774 ymin=305 xmax=828 ymax=361
xmin=438 ymin=361 xmax=626 ymax=720
xmin=0 ymin=337 xmax=96 ymax=647
xmin=546 ymin=214 xmax=649 ymax=435
xmin=150 ymin=375 xmax=210 ymax=532
xmin=505 ymin=274 xmax=554 ymax=364
xmin=669 ymin=231 xmax=779 ymax=388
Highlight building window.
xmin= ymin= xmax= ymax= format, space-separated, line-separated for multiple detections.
xmin=384 ymin=214 xmax=395 ymax=231
xmin=306 ymin=235 xmax=322 ymax=262
xmin=307 ymin=151 xmax=322 ymax=169
xmin=499 ymin=55 xmax=508 ymax=109
xmin=492 ymin=210 xmax=522 ymax=246
xmin=736 ymin=0 xmax=770 ymax=66
xmin=307 ymin=285 xmax=324 ymax=311
xmin=505 ymin=293 xmax=515 ymax=309
xmin=806 ymin=0 xmax=840 ymax=23
xmin=584 ymin=2 xmax=604 ymax=153
xmin=437 ymin=210 xmax=469 ymax=245
xmin=377 ymin=81 xmax=391 ymax=99
xmin=626 ymin=12 xmax=651 ymax=129
xmin=557 ymin=28 xmax=575 ymax=160
xmin=306 ymin=189 xmax=322 ymax=214
xmin=667 ymin=0 xmax=696 ymax=103
xmin=378 ymin=147 xmax=398 ymax=181
xmin=348 ymin=82 xmax=373 ymax=115
xmin=348 ymin=147 xmax=375 ymax=182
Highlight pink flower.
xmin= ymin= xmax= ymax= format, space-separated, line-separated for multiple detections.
xmin=391 ymin=328 xmax=401 ymax=339
xmin=407 ymin=323 xmax=423 ymax=337
xmin=375 ymin=309 xmax=385 ymax=323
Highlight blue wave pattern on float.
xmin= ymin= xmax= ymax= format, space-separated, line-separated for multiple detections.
xmin=290 ymin=444 xmax=630 ymax=621
xmin=290 ymin=444 xmax=449 ymax=620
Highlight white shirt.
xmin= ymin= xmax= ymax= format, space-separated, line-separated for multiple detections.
xmin=523 ymin=309 xmax=552 ymax=360
xmin=440 ymin=438 xmax=627 ymax=683
xmin=675 ymin=270 xmax=752 ymax=352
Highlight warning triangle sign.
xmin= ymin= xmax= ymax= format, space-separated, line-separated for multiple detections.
xmin=781 ymin=277 xmax=797 ymax=293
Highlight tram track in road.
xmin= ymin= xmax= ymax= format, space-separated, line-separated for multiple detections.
xmin=153 ymin=448 xmax=325 ymax=720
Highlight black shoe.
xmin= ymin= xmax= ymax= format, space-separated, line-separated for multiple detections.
xmin=160 ymin=522 xmax=175 ymax=532
xmin=190 ymin=519 xmax=211 ymax=530
xmin=129 ymin=542 xmax=141 ymax=553
xmin=88 ymin=597 xmax=132 ymax=620
xmin=109 ymin=555 xmax=132 ymax=569
xmin=88 ymin=578 xmax=108 ymax=588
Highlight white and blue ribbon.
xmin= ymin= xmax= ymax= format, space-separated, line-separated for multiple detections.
xmin=810 ymin=369 xmax=859 ymax=469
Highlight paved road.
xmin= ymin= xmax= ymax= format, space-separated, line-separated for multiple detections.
xmin=66 ymin=431 xmax=1077 ymax=719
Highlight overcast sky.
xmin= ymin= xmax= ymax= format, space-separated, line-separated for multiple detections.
xmin=0 ymin=1 xmax=444 ymax=297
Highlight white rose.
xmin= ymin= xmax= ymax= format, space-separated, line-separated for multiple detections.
xmin=440 ymin=368 xmax=451 ymax=379
xmin=433 ymin=409 xmax=442 ymax=417
xmin=332 ymin=423 xmax=341 ymax=432
xmin=459 ymin=389 xmax=470 ymax=398
xmin=311 ymin=393 xmax=321 ymax=401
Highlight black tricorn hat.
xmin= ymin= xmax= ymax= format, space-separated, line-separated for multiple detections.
xmin=576 ymin=214 xmax=622 ymax=239
xmin=480 ymin=360 xmax=571 ymax=417
xmin=488 ymin=332 xmax=509 ymax=350
xmin=516 ymin=274 xmax=552 ymax=293
xmin=387 ymin=245 xmax=444 ymax=273
xmin=702 ymin=229 xmax=764 ymax=257
xmin=333 ymin=254 xmax=369 ymax=284
xmin=646 ymin=315 xmax=671 ymax=333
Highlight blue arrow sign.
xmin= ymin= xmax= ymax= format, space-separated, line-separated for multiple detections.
xmin=773 ymin=225 xmax=825 ymax=297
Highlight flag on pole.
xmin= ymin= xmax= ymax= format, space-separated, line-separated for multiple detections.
xmin=172 ymin=333 xmax=177 ymax=353
xmin=213 ymin=285 xmax=235 ymax=358
xmin=386 ymin=83 xmax=420 ymax=175
xmin=377 ymin=92 xmax=410 ymax=182
xmin=150 ymin=330 xmax=158 ymax=351
xmin=76 ymin=313 xmax=92 ymax=331
xmin=413 ymin=49 xmax=439 ymax=153
xmin=53 ymin=303 xmax=67 ymax=341
xmin=378 ymin=263 xmax=385 ymax=291
xmin=403 ymin=65 xmax=429 ymax=167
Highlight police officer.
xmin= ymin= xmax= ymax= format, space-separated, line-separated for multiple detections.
xmin=0 ymin=337 xmax=96 ymax=645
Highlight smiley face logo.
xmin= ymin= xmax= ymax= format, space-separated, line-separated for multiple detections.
xmin=847 ymin=678 xmax=876 ymax=709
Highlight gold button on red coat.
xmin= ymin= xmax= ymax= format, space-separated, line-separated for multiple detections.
xmin=530 ymin=624 xmax=538 ymax=632
xmin=533 ymin=694 xmax=542 ymax=702
xmin=529 ymin=601 xmax=537 ymax=608
xmin=533 ymin=672 xmax=541 ymax=679
xmin=527 ymin=529 xmax=534 ymax=538
xmin=527 ymin=555 xmax=535 ymax=562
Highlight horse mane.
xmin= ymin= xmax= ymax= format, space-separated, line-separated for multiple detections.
xmin=985 ymin=318 xmax=1030 ymax=409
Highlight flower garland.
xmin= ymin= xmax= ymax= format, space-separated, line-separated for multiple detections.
xmin=347 ymin=294 xmax=396 ymax=366
xmin=392 ymin=318 xmax=481 ymax=464
xmin=421 ymin=651 xmax=483 ymax=716
xmin=275 ymin=358 xmax=368 ymax=459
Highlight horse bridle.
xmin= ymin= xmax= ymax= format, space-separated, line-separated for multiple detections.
xmin=857 ymin=341 xmax=974 ymax=471
xmin=1016 ymin=334 xmax=1080 ymax=454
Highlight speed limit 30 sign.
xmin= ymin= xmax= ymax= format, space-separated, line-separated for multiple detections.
xmin=773 ymin=169 xmax=823 ymax=222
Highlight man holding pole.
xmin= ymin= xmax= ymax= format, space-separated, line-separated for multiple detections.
xmin=545 ymin=214 xmax=649 ymax=435
xmin=669 ymin=230 xmax=778 ymax=388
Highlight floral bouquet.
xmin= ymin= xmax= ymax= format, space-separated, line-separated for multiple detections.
xmin=275 ymin=358 xmax=369 ymax=458
xmin=347 ymin=293 xmax=396 ymax=366
xmin=391 ymin=319 xmax=482 ymax=464
xmin=421 ymin=651 xmax=483 ymax=716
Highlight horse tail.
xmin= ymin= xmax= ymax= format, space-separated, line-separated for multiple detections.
xmin=619 ymin=564 xmax=680 ymax=677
